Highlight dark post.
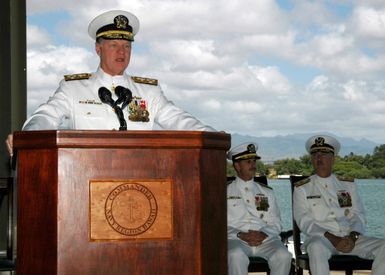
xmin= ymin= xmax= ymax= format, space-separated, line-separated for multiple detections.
xmin=0 ymin=0 xmax=26 ymax=177
xmin=0 ymin=0 xmax=26 ymax=261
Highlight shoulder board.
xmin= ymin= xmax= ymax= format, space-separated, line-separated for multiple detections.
xmin=294 ymin=177 xmax=311 ymax=187
xmin=64 ymin=73 xmax=92 ymax=81
xmin=254 ymin=180 xmax=272 ymax=190
xmin=131 ymin=76 xmax=158 ymax=86
xmin=337 ymin=176 xmax=354 ymax=182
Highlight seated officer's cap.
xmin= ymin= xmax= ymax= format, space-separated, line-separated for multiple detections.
xmin=88 ymin=10 xmax=140 ymax=41
xmin=227 ymin=142 xmax=261 ymax=161
xmin=306 ymin=135 xmax=340 ymax=155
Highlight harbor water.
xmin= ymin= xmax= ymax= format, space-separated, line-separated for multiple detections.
xmin=269 ymin=179 xmax=385 ymax=238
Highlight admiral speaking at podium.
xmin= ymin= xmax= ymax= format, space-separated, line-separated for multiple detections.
xmin=8 ymin=9 xmax=229 ymax=275
xmin=6 ymin=9 xmax=215 ymax=155
xmin=22 ymin=9 xmax=215 ymax=133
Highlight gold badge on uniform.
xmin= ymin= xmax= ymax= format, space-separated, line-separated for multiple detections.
xmin=255 ymin=194 xmax=269 ymax=211
xmin=128 ymin=96 xmax=150 ymax=122
xmin=337 ymin=190 xmax=352 ymax=208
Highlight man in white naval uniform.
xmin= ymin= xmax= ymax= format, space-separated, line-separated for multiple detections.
xmin=293 ymin=135 xmax=385 ymax=275
xmin=20 ymin=66 xmax=215 ymax=131
xmin=5 ymin=10 xmax=214 ymax=155
xmin=227 ymin=142 xmax=292 ymax=275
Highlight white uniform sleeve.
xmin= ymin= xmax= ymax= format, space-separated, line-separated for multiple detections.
xmin=22 ymin=80 xmax=72 ymax=130
xmin=152 ymin=86 xmax=216 ymax=131
xmin=293 ymin=187 xmax=327 ymax=236
xmin=347 ymin=182 xmax=366 ymax=234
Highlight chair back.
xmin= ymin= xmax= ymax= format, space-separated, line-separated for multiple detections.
xmin=290 ymin=175 xmax=308 ymax=257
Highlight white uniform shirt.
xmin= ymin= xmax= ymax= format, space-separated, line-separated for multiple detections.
xmin=293 ymin=174 xmax=366 ymax=238
xmin=227 ymin=176 xmax=282 ymax=240
xmin=23 ymin=67 xmax=215 ymax=131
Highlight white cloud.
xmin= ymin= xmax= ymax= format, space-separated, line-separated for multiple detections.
xmin=24 ymin=0 xmax=385 ymax=143
xmin=350 ymin=5 xmax=385 ymax=51
xmin=27 ymin=25 xmax=51 ymax=47
xmin=26 ymin=43 xmax=95 ymax=115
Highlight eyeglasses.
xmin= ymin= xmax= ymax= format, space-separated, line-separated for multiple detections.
xmin=311 ymin=152 xmax=333 ymax=157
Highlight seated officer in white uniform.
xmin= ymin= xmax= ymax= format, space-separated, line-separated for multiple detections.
xmin=227 ymin=142 xmax=292 ymax=275
xmin=293 ymin=135 xmax=385 ymax=275
xmin=5 ymin=10 xmax=214 ymax=155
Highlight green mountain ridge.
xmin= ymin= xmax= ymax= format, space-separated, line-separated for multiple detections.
xmin=231 ymin=132 xmax=379 ymax=163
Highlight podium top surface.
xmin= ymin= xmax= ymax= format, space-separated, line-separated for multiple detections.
xmin=14 ymin=130 xmax=231 ymax=150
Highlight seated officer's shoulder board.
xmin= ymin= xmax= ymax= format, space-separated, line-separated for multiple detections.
xmin=255 ymin=180 xmax=272 ymax=190
xmin=337 ymin=176 xmax=354 ymax=183
xmin=227 ymin=177 xmax=236 ymax=185
xmin=64 ymin=73 xmax=92 ymax=81
xmin=294 ymin=177 xmax=311 ymax=187
xmin=131 ymin=76 xmax=158 ymax=86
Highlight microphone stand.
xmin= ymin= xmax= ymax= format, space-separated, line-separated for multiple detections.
xmin=98 ymin=87 xmax=127 ymax=131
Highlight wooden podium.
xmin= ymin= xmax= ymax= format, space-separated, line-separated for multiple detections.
xmin=14 ymin=130 xmax=231 ymax=275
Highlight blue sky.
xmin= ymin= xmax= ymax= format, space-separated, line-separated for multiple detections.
xmin=26 ymin=0 xmax=385 ymax=143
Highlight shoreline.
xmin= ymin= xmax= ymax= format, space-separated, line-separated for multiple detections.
xmin=250 ymin=271 xmax=371 ymax=275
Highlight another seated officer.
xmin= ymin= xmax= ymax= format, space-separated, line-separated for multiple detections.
xmin=227 ymin=142 xmax=292 ymax=275
xmin=293 ymin=135 xmax=385 ymax=275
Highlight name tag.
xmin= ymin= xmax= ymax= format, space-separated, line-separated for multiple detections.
xmin=307 ymin=195 xmax=321 ymax=199
xmin=79 ymin=100 xmax=102 ymax=105
xmin=227 ymin=196 xmax=241 ymax=200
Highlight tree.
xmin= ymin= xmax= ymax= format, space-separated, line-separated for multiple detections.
xmin=273 ymin=158 xmax=304 ymax=175
xmin=333 ymin=160 xmax=372 ymax=179
xmin=225 ymin=144 xmax=385 ymax=178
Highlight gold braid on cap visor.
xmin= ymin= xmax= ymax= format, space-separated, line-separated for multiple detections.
xmin=233 ymin=153 xmax=258 ymax=161
xmin=96 ymin=30 xmax=134 ymax=41
xmin=310 ymin=146 xmax=335 ymax=154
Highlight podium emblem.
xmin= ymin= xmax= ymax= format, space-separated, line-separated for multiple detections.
xmin=90 ymin=179 xmax=172 ymax=240
xmin=105 ymin=183 xmax=158 ymax=236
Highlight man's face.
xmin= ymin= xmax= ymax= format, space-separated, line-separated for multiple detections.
xmin=234 ymin=158 xmax=257 ymax=181
xmin=311 ymin=151 xmax=334 ymax=177
xmin=96 ymin=39 xmax=131 ymax=76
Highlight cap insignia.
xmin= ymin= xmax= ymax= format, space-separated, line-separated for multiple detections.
xmin=315 ymin=137 xmax=325 ymax=146
xmin=114 ymin=15 xmax=128 ymax=29
xmin=247 ymin=144 xmax=256 ymax=153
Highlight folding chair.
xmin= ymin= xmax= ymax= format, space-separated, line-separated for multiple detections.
xmin=0 ymin=177 xmax=16 ymax=273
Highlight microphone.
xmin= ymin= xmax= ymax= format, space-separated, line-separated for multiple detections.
xmin=98 ymin=87 xmax=115 ymax=107
xmin=115 ymin=86 xmax=133 ymax=109
xmin=98 ymin=87 xmax=127 ymax=130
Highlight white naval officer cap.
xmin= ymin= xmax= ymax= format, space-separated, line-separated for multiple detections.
xmin=305 ymin=135 xmax=341 ymax=155
xmin=88 ymin=10 xmax=140 ymax=41
xmin=227 ymin=142 xmax=261 ymax=162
